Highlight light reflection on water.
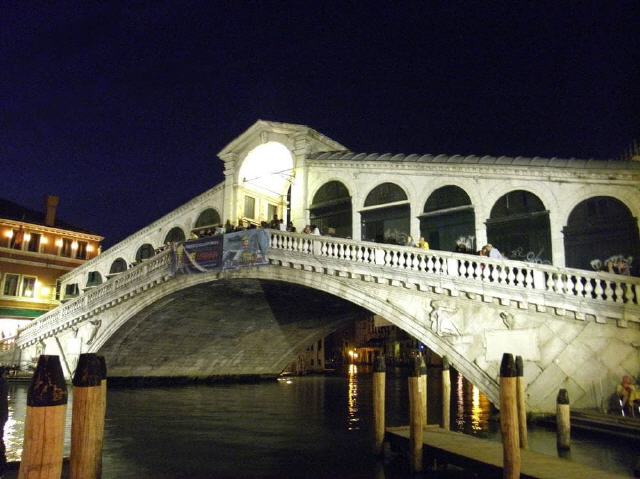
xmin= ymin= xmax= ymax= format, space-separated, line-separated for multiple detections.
xmin=347 ymin=364 xmax=359 ymax=430
xmin=1 ymin=368 xmax=635 ymax=477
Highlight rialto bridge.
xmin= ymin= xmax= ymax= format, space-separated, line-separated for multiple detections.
xmin=9 ymin=120 xmax=640 ymax=413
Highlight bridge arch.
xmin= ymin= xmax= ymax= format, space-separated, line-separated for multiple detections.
xmin=194 ymin=208 xmax=221 ymax=230
xmin=87 ymin=268 xmax=499 ymax=405
xmin=487 ymin=190 xmax=552 ymax=263
xmin=109 ymin=258 xmax=128 ymax=275
xmin=420 ymin=185 xmax=476 ymax=252
xmin=309 ymin=180 xmax=352 ymax=238
xmin=361 ymin=182 xmax=411 ymax=245
xmin=564 ymin=196 xmax=640 ymax=273
xmin=135 ymin=243 xmax=155 ymax=262
xmin=164 ymin=226 xmax=186 ymax=244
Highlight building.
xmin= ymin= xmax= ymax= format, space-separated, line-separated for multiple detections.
xmin=0 ymin=196 xmax=103 ymax=343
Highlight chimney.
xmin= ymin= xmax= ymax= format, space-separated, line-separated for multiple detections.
xmin=44 ymin=195 xmax=59 ymax=227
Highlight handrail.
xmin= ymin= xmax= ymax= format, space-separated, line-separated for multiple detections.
xmin=14 ymin=230 xmax=639 ymax=349
xmin=267 ymin=231 xmax=639 ymax=307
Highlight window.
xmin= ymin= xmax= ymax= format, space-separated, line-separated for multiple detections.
xmin=2 ymin=274 xmax=37 ymax=298
xmin=76 ymin=241 xmax=88 ymax=259
xmin=10 ymin=229 xmax=24 ymax=250
xmin=27 ymin=233 xmax=41 ymax=252
xmin=3 ymin=274 xmax=19 ymax=296
xmin=61 ymin=238 xmax=72 ymax=257
xmin=21 ymin=277 xmax=36 ymax=298
xmin=268 ymin=204 xmax=278 ymax=222
xmin=244 ymin=195 xmax=256 ymax=219
xmin=65 ymin=283 xmax=80 ymax=298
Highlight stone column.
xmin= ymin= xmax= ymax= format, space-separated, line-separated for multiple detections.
xmin=548 ymin=209 xmax=565 ymax=267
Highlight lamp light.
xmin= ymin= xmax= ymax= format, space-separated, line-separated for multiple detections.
xmin=23 ymin=233 xmax=31 ymax=242
xmin=41 ymin=236 xmax=48 ymax=245
xmin=4 ymin=230 xmax=13 ymax=239
xmin=86 ymin=244 xmax=94 ymax=253
xmin=55 ymin=238 xmax=63 ymax=247
xmin=71 ymin=241 xmax=78 ymax=250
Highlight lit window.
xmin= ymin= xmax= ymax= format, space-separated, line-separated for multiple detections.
xmin=3 ymin=274 xmax=19 ymax=296
xmin=21 ymin=277 xmax=36 ymax=298
xmin=244 ymin=196 xmax=256 ymax=219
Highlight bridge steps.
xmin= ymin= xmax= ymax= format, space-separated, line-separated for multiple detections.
xmin=386 ymin=425 xmax=626 ymax=478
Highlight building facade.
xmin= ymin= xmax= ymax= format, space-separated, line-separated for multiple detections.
xmin=0 ymin=196 xmax=102 ymax=343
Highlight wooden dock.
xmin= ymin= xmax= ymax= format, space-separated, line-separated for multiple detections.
xmin=386 ymin=425 xmax=627 ymax=478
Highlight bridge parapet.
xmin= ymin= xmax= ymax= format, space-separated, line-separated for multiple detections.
xmin=14 ymin=230 xmax=639 ymax=350
xmin=268 ymin=231 xmax=640 ymax=327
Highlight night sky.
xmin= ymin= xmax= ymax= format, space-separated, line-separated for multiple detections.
xmin=1 ymin=2 xmax=638 ymax=247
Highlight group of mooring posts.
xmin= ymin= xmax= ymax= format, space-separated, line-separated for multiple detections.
xmin=18 ymin=353 xmax=107 ymax=479
xmin=372 ymin=352 xmax=573 ymax=477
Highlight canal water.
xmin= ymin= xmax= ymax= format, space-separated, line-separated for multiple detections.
xmin=4 ymin=366 xmax=636 ymax=478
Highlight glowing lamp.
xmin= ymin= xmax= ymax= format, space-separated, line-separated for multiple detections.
xmin=39 ymin=286 xmax=50 ymax=297
xmin=71 ymin=241 xmax=78 ymax=250
xmin=23 ymin=233 xmax=31 ymax=242
xmin=41 ymin=236 xmax=48 ymax=245
xmin=86 ymin=244 xmax=94 ymax=253
xmin=55 ymin=238 xmax=63 ymax=247
xmin=4 ymin=230 xmax=13 ymax=239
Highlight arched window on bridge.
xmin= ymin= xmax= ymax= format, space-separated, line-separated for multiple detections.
xmin=164 ymin=227 xmax=185 ymax=244
xmin=420 ymin=186 xmax=475 ymax=251
xmin=564 ymin=196 xmax=640 ymax=274
xmin=194 ymin=208 xmax=221 ymax=229
xmin=361 ymin=182 xmax=410 ymax=245
xmin=309 ymin=181 xmax=352 ymax=238
xmin=136 ymin=243 xmax=155 ymax=262
xmin=487 ymin=190 xmax=551 ymax=263
xmin=109 ymin=258 xmax=127 ymax=275
xmin=85 ymin=271 xmax=103 ymax=288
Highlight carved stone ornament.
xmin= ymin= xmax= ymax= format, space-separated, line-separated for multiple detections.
xmin=86 ymin=319 xmax=102 ymax=346
xmin=429 ymin=300 xmax=461 ymax=336
xmin=500 ymin=311 xmax=516 ymax=330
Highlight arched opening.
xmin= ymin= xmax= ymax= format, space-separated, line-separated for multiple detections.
xmin=309 ymin=181 xmax=352 ymax=238
xmin=85 ymin=271 xmax=103 ymax=288
xmin=135 ymin=243 xmax=155 ymax=262
xmin=237 ymin=142 xmax=294 ymax=226
xmin=164 ymin=227 xmax=185 ymax=244
xmin=195 ymin=209 xmax=221 ymax=229
xmin=487 ymin=190 xmax=551 ymax=263
xmin=109 ymin=258 xmax=128 ymax=275
xmin=564 ymin=196 xmax=640 ymax=274
xmin=361 ymin=183 xmax=410 ymax=245
xmin=420 ymin=186 xmax=475 ymax=251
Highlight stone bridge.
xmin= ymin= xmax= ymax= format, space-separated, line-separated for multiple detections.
xmin=11 ymin=230 xmax=640 ymax=413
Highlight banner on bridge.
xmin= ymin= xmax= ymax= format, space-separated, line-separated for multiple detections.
xmin=171 ymin=229 xmax=269 ymax=274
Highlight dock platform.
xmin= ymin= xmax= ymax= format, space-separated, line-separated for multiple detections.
xmin=386 ymin=425 xmax=627 ymax=478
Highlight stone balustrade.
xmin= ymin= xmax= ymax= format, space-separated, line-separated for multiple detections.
xmin=13 ymin=230 xmax=639 ymax=349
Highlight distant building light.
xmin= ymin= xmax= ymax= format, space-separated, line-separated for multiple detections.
xmin=23 ymin=233 xmax=31 ymax=242
xmin=41 ymin=236 xmax=48 ymax=244
xmin=39 ymin=286 xmax=50 ymax=298
xmin=55 ymin=238 xmax=63 ymax=247
xmin=86 ymin=244 xmax=94 ymax=253
xmin=4 ymin=230 xmax=13 ymax=239
xmin=71 ymin=241 xmax=78 ymax=250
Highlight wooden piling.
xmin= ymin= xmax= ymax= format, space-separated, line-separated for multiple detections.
xmin=499 ymin=353 xmax=520 ymax=479
xmin=69 ymin=353 xmax=103 ymax=479
xmin=19 ymin=355 xmax=68 ymax=479
xmin=515 ymin=356 xmax=528 ymax=449
xmin=96 ymin=355 xmax=107 ymax=477
xmin=420 ymin=355 xmax=427 ymax=426
xmin=372 ymin=354 xmax=386 ymax=456
xmin=408 ymin=356 xmax=423 ymax=472
xmin=441 ymin=357 xmax=451 ymax=430
xmin=556 ymin=389 xmax=571 ymax=450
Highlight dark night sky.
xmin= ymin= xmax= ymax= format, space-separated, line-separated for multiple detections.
xmin=1 ymin=2 xmax=638 ymax=247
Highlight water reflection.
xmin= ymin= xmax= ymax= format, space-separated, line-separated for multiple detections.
xmin=452 ymin=371 xmax=491 ymax=435
xmin=347 ymin=364 xmax=359 ymax=430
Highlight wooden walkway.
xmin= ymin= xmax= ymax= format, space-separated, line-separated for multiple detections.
xmin=386 ymin=425 xmax=628 ymax=479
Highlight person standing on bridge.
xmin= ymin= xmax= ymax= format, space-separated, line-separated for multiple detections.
xmin=482 ymin=244 xmax=503 ymax=259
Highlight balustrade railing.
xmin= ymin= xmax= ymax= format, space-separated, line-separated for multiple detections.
xmin=268 ymin=231 xmax=639 ymax=307
xmin=12 ymin=230 xmax=639 ymax=348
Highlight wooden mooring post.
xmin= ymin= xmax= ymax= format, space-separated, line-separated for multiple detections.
xmin=515 ymin=355 xmax=528 ymax=449
xmin=441 ymin=356 xmax=451 ymax=430
xmin=499 ymin=353 xmax=520 ymax=479
xmin=556 ymin=389 xmax=571 ymax=450
xmin=70 ymin=353 xmax=104 ymax=479
xmin=372 ymin=354 xmax=386 ymax=456
xmin=18 ymin=355 xmax=68 ymax=479
xmin=408 ymin=356 xmax=423 ymax=472
xmin=96 ymin=355 xmax=107 ymax=477
xmin=420 ymin=355 xmax=427 ymax=426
